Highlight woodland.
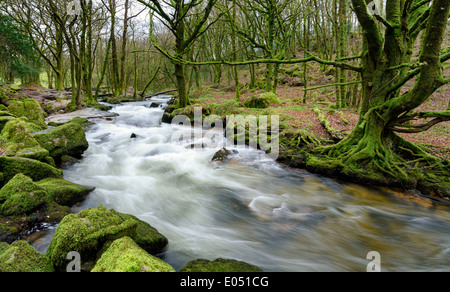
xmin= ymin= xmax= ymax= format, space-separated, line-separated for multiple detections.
xmin=0 ymin=0 xmax=449 ymax=200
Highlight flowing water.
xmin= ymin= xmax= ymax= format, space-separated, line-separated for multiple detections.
xmin=28 ymin=96 xmax=450 ymax=272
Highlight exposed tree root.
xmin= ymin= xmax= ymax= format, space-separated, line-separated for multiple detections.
xmin=299 ymin=130 xmax=450 ymax=203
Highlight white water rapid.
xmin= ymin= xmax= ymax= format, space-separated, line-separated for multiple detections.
xmin=29 ymin=96 xmax=450 ymax=272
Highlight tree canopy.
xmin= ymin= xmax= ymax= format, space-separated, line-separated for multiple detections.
xmin=0 ymin=13 xmax=40 ymax=84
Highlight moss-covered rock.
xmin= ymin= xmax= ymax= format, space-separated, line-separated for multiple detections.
xmin=68 ymin=117 xmax=95 ymax=131
xmin=0 ymin=115 xmax=15 ymax=132
xmin=0 ymin=118 xmax=49 ymax=161
xmin=180 ymin=258 xmax=263 ymax=272
xmin=40 ymin=201 xmax=72 ymax=223
xmin=0 ymin=241 xmax=54 ymax=272
xmin=46 ymin=206 xmax=138 ymax=271
xmin=244 ymin=92 xmax=281 ymax=109
xmin=91 ymin=236 xmax=175 ymax=272
xmin=0 ymin=241 xmax=8 ymax=253
xmin=7 ymin=99 xmax=47 ymax=130
xmin=0 ymin=222 xmax=19 ymax=243
xmin=33 ymin=121 xmax=89 ymax=163
xmin=111 ymin=210 xmax=168 ymax=255
xmin=0 ymin=156 xmax=63 ymax=186
xmin=1 ymin=118 xmax=40 ymax=147
xmin=0 ymin=173 xmax=48 ymax=216
xmin=36 ymin=178 xmax=95 ymax=207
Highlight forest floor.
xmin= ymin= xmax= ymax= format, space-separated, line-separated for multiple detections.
xmin=186 ymin=61 xmax=450 ymax=160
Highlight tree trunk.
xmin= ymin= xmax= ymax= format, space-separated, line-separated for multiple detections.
xmin=55 ymin=29 xmax=65 ymax=91
xmin=120 ymin=0 xmax=130 ymax=94
xmin=338 ymin=0 xmax=347 ymax=108
xmin=175 ymin=63 xmax=188 ymax=107
xmin=232 ymin=0 xmax=240 ymax=101
xmin=85 ymin=0 xmax=95 ymax=104
xmin=304 ymin=0 xmax=450 ymax=198
xmin=109 ymin=0 xmax=120 ymax=97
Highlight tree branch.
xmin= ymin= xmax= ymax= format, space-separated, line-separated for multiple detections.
xmin=390 ymin=117 xmax=449 ymax=133
xmin=388 ymin=111 xmax=450 ymax=133
xmin=351 ymin=0 xmax=383 ymax=61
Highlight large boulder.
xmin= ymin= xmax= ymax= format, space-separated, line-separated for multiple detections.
xmin=110 ymin=210 xmax=168 ymax=255
xmin=0 ymin=174 xmax=90 ymax=243
xmin=0 ymin=241 xmax=54 ymax=272
xmin=91 ymin=236 xmax=175 ymax=272
xmin=0 ymin=118 xmax=49 ymax=161
xmin=7 ymin=99 xmax=47 ymax=130
xmin=36 ymin=178 xmax=95 ymax=207
xmin=46 ymin=206 xmax=138 ymax=271
xmin=0 ymin=156 xmax=63 ymax=186
xmin=0 ymin=173 xmax=48 ymax=216
xmin=180 ymin=258 xmax=263 ymax=272
xmin=46 ymin=206 xmax=170 ymax=271
xmin=33 ymin=121 xmax=89 ymax=163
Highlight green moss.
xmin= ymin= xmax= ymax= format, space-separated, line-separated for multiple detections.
xmin=0 ymin=118 xmax=49 ymax=160
xmin=46 ymin=206 xmax=138 ymax=271
xmin=0 ymin=116 xmax=15 ymax=132
xmin=68 ymin=117 xmax=95 ymax=131
xmin=0 ymin=222 xmax=19 ymax=243
xmin=244 ymin=96 xmax=269 ymax=109
xmin=91 ymin=236 xmax=175 ymax=272
xmin=0 ymin=241 xmax=8 ymax=253
xmin=44 ymin=156 xmax=56 ymax=167
xmin=180 ymin=258 xmax=263 ymax=272
xmin=33 ymin=121 xmax=88 ymax=161
xmin=65 ymin=101 xmax=78 ymax=112
xmin=0 ymin=156 xmax=63 ymax=185
xmin=7 ymin=99 xmax=47 ymax=130
xmin=1 ymin=118 xmax=39 ymax=147
xmin=40 ymin=201 xmax=71 ymax=223
xmin=111 ymin=210 xmax=168 ymax=255
xmin=0 ymin=241 xmax=54 ymax=272
xmin=0 ymin=173 xmax=48 ymax=216
xmin=244 ymin=92 xmax=281 ymax=109
xmin=312 ymin=107 xmax=345 ymax=141
xmin=15 ymin=147 xmax=50 ymax=161
xmin=25 ymin=122 xmax=44 ymax=133
xmin=36 ymin=178 xmax=95 ymax=207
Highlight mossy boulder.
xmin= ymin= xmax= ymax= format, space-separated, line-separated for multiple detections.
xmin=69 ymin=117 xmax=95 ymax=131
xmin=111 ymin=210 xmax=168 ymax=255
xmin=0 ymin=115 xmax=15 ymax=132
xmin=0 ymin=156 xmax=63 ymax=186
xmin=0 ymin=173 xmax=48 ymax=216
xmin=244 ymin=92 xmax=281 ymax=109
xmin=91 ymin=236 xmax=175 ymax=272
xmin=0 ymin=118 xmax=50 ymax=161
xmin=0 ymin=221 xmax=19 ymax=243
xmin=180 ymin=258 xmax=263 ymax=272
xmin=46 ymin=206 xmax=138 ymax=271
xmin=0 ymin=241 xmax=54 ymax=272
xmin=7 ymin=99 xmax=47 ymax=130
xmin=36 ymin=178 xmax=95 ymax=207
xmin=33 ymin=121 xmax=89 ymax=163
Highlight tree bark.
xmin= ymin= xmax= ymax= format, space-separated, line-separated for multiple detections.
xmin=304 ymin=0 xmax=450 ymax=197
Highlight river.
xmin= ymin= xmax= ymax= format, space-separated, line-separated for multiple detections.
xmin=27 ymin=96 xmax=450 ymax=272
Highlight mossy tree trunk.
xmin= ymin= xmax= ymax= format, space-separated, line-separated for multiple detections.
xmin=307 ymin=0 xmax=450 ymax=196
xmin=231 ymin=0 xmax=240 ymax=101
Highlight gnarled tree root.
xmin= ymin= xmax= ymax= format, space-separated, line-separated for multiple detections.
xmin=303 ymin=133 xmax=450 ymax=203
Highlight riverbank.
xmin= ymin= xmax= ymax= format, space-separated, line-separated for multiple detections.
xmin=0 ymin=88 xmax=266 ymax=272
xmin=1 ymin=83 xmax=449 ymax=272
xmin=161 ymin=80 xmax=450 ymax=204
